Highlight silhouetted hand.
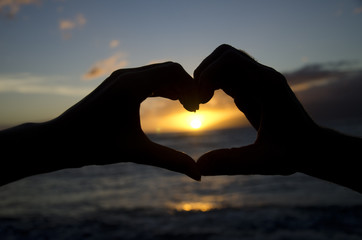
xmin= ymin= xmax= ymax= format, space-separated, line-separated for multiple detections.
xmin=195 ymin=45 xmax=362 ymax=193
xmin=0 ymin=62 xmax=201 ymax=185
xmin=194 ymin=44 xmax=316 ymax=175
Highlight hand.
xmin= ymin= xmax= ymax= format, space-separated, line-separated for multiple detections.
xmin=195 ymin=44 xmax=319 ymax=176
xmin=56 ymin=62 xmax=201 ymax=180
xmin=0 ymin=62 xmax=201 ymax=185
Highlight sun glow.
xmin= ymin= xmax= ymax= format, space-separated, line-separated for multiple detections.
xmin=189 ymin=113 xmax=202 ymax=129
xmin=140 ymin=91 xmax=248 ymax=133
xmin=141 ymin=108 xmax=246 ymax=133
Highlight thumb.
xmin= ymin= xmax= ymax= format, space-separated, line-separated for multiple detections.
xmin=197 ymin=144 xmax=294 ymax=176
xmin=135 ymin=140 xmax=201 ymax=181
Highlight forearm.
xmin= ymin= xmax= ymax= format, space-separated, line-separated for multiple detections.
xmin=0 ymin=121 xmax=71 ymax=186
xmin=299 ymin=127 xmax=362 ymax=193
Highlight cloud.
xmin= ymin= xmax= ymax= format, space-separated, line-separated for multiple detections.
xmin=82 ymin=52 xmax=128 ymax=80
xmin=59 ymin=13 xmax=86 ymax=39
xmin=284 ymin=61 xmax=359 ymax=91
xmin=59 ymin=19 xmax=75 ymax=30
xmin=283 ymin=62 xmax=362 ymax=122
xmin=0 ymin=73 xmax=92 ymax=96
xmin=354 ymin=7 xmax=362 ymax=14
xmin=59 ymin=13 xmax=86 ymax=30
xmin=0 ymin=0 xmax=40 ymax=18
xmin=109 ymin=40 xmax=120 ymax=48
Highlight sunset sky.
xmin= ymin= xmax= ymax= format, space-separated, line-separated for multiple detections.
xmin=1 ymin=0 xmax=362 ymax=133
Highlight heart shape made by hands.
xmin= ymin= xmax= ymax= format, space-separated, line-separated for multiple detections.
xmin=139 ymin=44 xmax=313 ymax=178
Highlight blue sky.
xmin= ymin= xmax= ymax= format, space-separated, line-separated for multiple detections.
xmin=1 ymin=0 xmax=362 ymax=131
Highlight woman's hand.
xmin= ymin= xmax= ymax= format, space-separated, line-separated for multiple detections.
xmin=194 ymin=44 xmax=319 ymax=176
xmin=195 ymin=44 xmax=362 ymax=193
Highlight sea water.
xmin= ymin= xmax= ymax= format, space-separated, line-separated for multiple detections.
xmin=0 ymin=121 xmax=362 ymax=239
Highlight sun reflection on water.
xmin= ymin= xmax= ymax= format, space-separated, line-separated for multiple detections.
xmin=172 ymin=202 xmax=216 ymax=212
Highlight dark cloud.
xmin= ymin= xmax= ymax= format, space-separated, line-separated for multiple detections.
xmin=284 ymin=60 xmax=359 ymax=85
xmin=283 ymin=62 xmax=362 ymax=122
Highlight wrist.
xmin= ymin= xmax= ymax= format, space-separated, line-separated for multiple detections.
xmin=0 ymin=121 xmax=66 ymax=185
xmin=294 ymin=126 xmax=334 ymax=172
xmin=296 ymin=126 xmax=362 ymax=192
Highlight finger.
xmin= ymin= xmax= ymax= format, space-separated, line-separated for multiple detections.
xmin=193 ymin=44 xmax=235 ymax=80
xmin=197 ymin=144 xmax=295 ymax=176
xmin=141 ymin=62 xmax=199 ymax=112
xmin=196 ymin=48 xmax=267 ymax=129
xmin=90 ymin=63 xmax=180 ymax=105
xmin=195 ymin=45 xmax=262 ymax=101
xmin=134 ymin=140 xmax=201 ymax=181
xmin=193 ymin=44 xmax=237 ymax=104
xmin=100 ymin=64 xmax=167 ymax=91
xmin=195 ymin=56 xmax=226 ymax=104
xmin=195 ymin=47 xmax=250 ymax=104
xmin=97 ymin=62 xmax=199 ymax=110
xmin=194 ymin=44 xmax=256 ymax=81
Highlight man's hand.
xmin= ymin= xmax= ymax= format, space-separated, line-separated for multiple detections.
xmin=0 ymin=62 xmax=201 ymax=185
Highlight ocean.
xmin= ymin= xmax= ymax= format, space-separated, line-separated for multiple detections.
xmin=1 ymin=121 xmax=362 ymax=239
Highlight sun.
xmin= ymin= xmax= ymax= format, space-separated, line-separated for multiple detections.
xmin=189 ymin=114 xmax=202 ymax=129
xmin=190 ymin=118 xmax=202 ymax=129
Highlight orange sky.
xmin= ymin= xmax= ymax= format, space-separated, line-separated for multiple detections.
xmin=140 ymin=90 xmax=249 ymax=133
